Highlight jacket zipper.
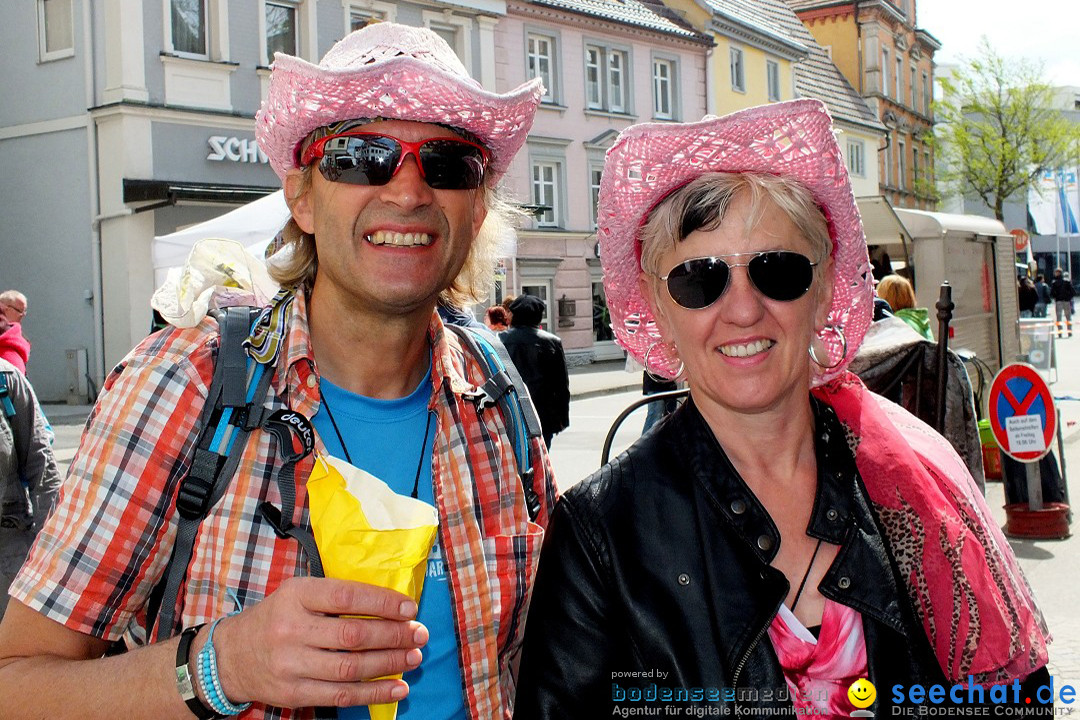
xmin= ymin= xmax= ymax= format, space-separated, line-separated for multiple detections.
xmin=730 ymin=619 xmax=770 ymax=713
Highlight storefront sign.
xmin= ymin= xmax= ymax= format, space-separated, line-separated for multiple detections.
xmin=207 ymin=136 xmax=269 ymax=164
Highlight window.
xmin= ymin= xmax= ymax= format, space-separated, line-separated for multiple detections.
xmin=532 ymin=161 xmax=560 ymax=227
xmin=922 ymin=71 xmax=931 ymax=115
xmin=895 ymin=55 xmax=903 ymax=101
xmin=422 ymin=11 xmax=471 ymax=65
xmin=589 ymin=165 xmax=604 ymax=228
xmin=431 ymin=24 xmax=458 ymax=54
xmin=766 ymin=60 xmax=781 ymax=102
xmin=912 ymin=142 xmax=920 ymax=184
xmin=592 ymin=280 xmax=614 ymax=342
xmin=347 ymin=1 xmax=395 ymax=30
xmin=171 ymin=0 xmax=207 ymax=57
xmin=923 ymin=149 xmax=931 ymax=183
xmin=881 ymin=47 xmax=890 ymax=96
xmin=730 ymin=47 xmax=745 ymax=92
xmin=528 ymin=33 xmax=556 ymax=103
xmin=846 ymin=139 xmax=865 ymax=177
xmin=264 ymin=2 xmax=297 ymax=65
xmin=898 ymin=139 xmax=906 ymax=189
xmin=910 ymin=65 xmax=917 ymax=109
xmin=585 ymin=44 xmax=629 ymax=113
xmin=38 ymin=0 xmax=73 ymax=61
xmin=653 ymin=58 xmax=674 ymax=119
xmin=884 ymin=142 xmax=892 ymax=186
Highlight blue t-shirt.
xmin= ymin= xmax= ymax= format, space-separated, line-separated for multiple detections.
xmin=311 ymin=367 xmax=466 ymax=720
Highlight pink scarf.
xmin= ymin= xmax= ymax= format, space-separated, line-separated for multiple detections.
xmin=768 ymin=600 xmax=866 ymax=715
xmin=812 ymin=372 xmax=1050 ymax=685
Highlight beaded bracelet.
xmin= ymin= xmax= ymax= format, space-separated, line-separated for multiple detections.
xmin=195 ymin=615 xmax=251 ymax=716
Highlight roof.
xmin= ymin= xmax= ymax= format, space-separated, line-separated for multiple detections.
xmin=700 ymin=0 xmax=809 ymax=56
xmin=768 ymin=0 xmax=883 ymax=132
xmin=530 ymin=0 xmax=710 ymax=41
xmin=786 ymin=0 xmax=846 ymax=10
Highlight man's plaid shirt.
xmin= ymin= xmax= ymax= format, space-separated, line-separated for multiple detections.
xmin=13 ymin=290 xmax=557 ymax=719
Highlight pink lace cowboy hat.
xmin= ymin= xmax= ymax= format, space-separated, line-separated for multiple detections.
xmin=597 ymin=99 xmax=873 ymax=385
xmin=255 ymin=22 xmax=543 ymax=182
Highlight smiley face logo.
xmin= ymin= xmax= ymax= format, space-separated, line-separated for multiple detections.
xmin=848 ymin=678 xmax=876 ymax=709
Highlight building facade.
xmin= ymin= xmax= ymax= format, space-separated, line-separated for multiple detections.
xmin=789 ymin=0 xmax=940 ymax=210
xmin=498 ymin=0 xmax=710 ymax=363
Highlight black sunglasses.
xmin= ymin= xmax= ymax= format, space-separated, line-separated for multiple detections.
xmin=658 ymin=251 xmax=819 ymax=309
xmin=300 ymin=132 xmax=490 ymax=190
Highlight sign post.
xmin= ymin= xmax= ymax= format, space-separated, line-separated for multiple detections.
xmin=988 ymin=363 xmax=1057 ymax=511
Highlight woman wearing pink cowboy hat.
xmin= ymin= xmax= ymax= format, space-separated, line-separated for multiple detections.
xmin=514 ymin=100 xmax=1051 ymax=717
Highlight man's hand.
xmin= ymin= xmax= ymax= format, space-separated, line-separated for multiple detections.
xmin=204 ymin=577 xmax=428 ymax=709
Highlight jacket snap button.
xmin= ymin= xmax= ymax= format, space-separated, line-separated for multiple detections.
xmin=826 ymin=508 xmax=839 ymax=522
xmin=306 ymin=375 xmax=318 ymax=389
xmin=757 ymin=534 xmax=774 ymax=552
xmin=838 ymin=576 xmax=851 ymax=589
xmin=730 ymin=499 xmax=747 ymax=515
xmin=677 ymin=573 xmax=691 ymax=586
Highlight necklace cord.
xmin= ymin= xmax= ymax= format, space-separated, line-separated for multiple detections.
xmin=318 ymin=386 xmax=433 ymax=500
xmin=789 ymin=537 xmax=823 ymax=613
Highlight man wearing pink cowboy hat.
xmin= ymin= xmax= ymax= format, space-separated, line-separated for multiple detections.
xmin=0 ymin=22 xmax=555 ymax=720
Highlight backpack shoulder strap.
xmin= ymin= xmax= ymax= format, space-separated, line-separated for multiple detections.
xmin=445 ymin=324 xmax=543 ymax=522
xmin=0 ymin=371 xmax=15 ymax=421
xmin=150 ymin=306 xmax=274 ymax=640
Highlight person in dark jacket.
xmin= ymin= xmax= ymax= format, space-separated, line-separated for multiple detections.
xmin=1 ymin=358 xmax=61 ymax=619
xmin=1033 ymin=273 xmax=1051 ymax=317
xmin=1050 ymin=267 xmax=1075 ymax=337
xmin=515 ymin=101 xmax=1050 ymax=718
xmin=1017 ymin=275 xmax=1038 ymax=318
xmin=500 ymin=295 xmax=570 ymax=446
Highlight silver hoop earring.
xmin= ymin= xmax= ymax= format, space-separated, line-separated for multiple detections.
xmin=808 ymin=324 xmax=848 ymax=371
xmin=644 ymin=341 xmax=684 ymax=381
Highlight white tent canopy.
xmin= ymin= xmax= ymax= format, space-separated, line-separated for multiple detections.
xmin=152 ymin=190 xmax=291 ymax=286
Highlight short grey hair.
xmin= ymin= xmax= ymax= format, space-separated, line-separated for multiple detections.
xmin=638 ymin=172 xmax=832 ymax=276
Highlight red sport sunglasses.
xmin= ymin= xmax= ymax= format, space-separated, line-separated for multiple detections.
xmin=300 ymin=131 xmax=490 ymax=190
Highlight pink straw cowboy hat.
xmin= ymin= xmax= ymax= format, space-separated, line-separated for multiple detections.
xmin=255 ymin=22 xmax=544 ymax=182
xmin=597 ymin=99 xmax=873 ymax=385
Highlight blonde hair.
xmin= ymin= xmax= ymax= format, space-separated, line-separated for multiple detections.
xmin=270 ymin=164 xmax=525 ymax=307
xmin=638 ymin=172 xmax=832 ymax=276
xmin=877 ymin=274 xmax=917 ymax=311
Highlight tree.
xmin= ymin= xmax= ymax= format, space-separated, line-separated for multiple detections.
xmin=931 ymin=39 xmax=1080 ymax=221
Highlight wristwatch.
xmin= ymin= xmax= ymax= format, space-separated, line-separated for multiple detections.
xmin=175 ymin=624 xmax=223 ymax=719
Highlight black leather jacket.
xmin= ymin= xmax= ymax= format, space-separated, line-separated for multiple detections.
xmin=515 ymin=397 xmax=1049 ymax=718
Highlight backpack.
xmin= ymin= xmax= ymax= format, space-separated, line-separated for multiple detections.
xmin=150 ymin=306 xmax=543 ymax=641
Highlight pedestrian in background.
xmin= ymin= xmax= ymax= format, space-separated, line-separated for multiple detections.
xmin=0 ymin=358 xmax=60 ymax=619
xmin=1017 ymin=275 xmax=1038 ymax=318
xmin=0 ymin=291 xmax=30 ymax=374
xmin=877 ymin=274 xmax=933 ymax=340
xmin=1033 ymin=273 xmax=1051 ymax=318
xmin=484 ymin=305 xmax=510 ymax=332
xmin=500 ymin=295 xmax=570 ymax=447
xmin=1051 ymin=267 xmax=1075 ymax=337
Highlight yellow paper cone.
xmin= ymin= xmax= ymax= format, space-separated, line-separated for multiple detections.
xmin=307 ymin=455 xmax=439 ymax=720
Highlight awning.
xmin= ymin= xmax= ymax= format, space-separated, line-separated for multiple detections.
xmin=857 ymin=195 xmax=913 ymax=248
xmin=124 ymin=179 xmax=280 ymax=210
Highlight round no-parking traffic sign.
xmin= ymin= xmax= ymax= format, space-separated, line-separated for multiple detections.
xmin=988 ymin=363 xmax=1056 ymax=461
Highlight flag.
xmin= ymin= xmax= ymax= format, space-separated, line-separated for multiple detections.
xmin=1058 ymin=168 xmax=1079 ymax=235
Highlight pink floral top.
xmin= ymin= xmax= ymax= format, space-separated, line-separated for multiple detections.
xmin=767 ymin=599 xmax=868 ymax=715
